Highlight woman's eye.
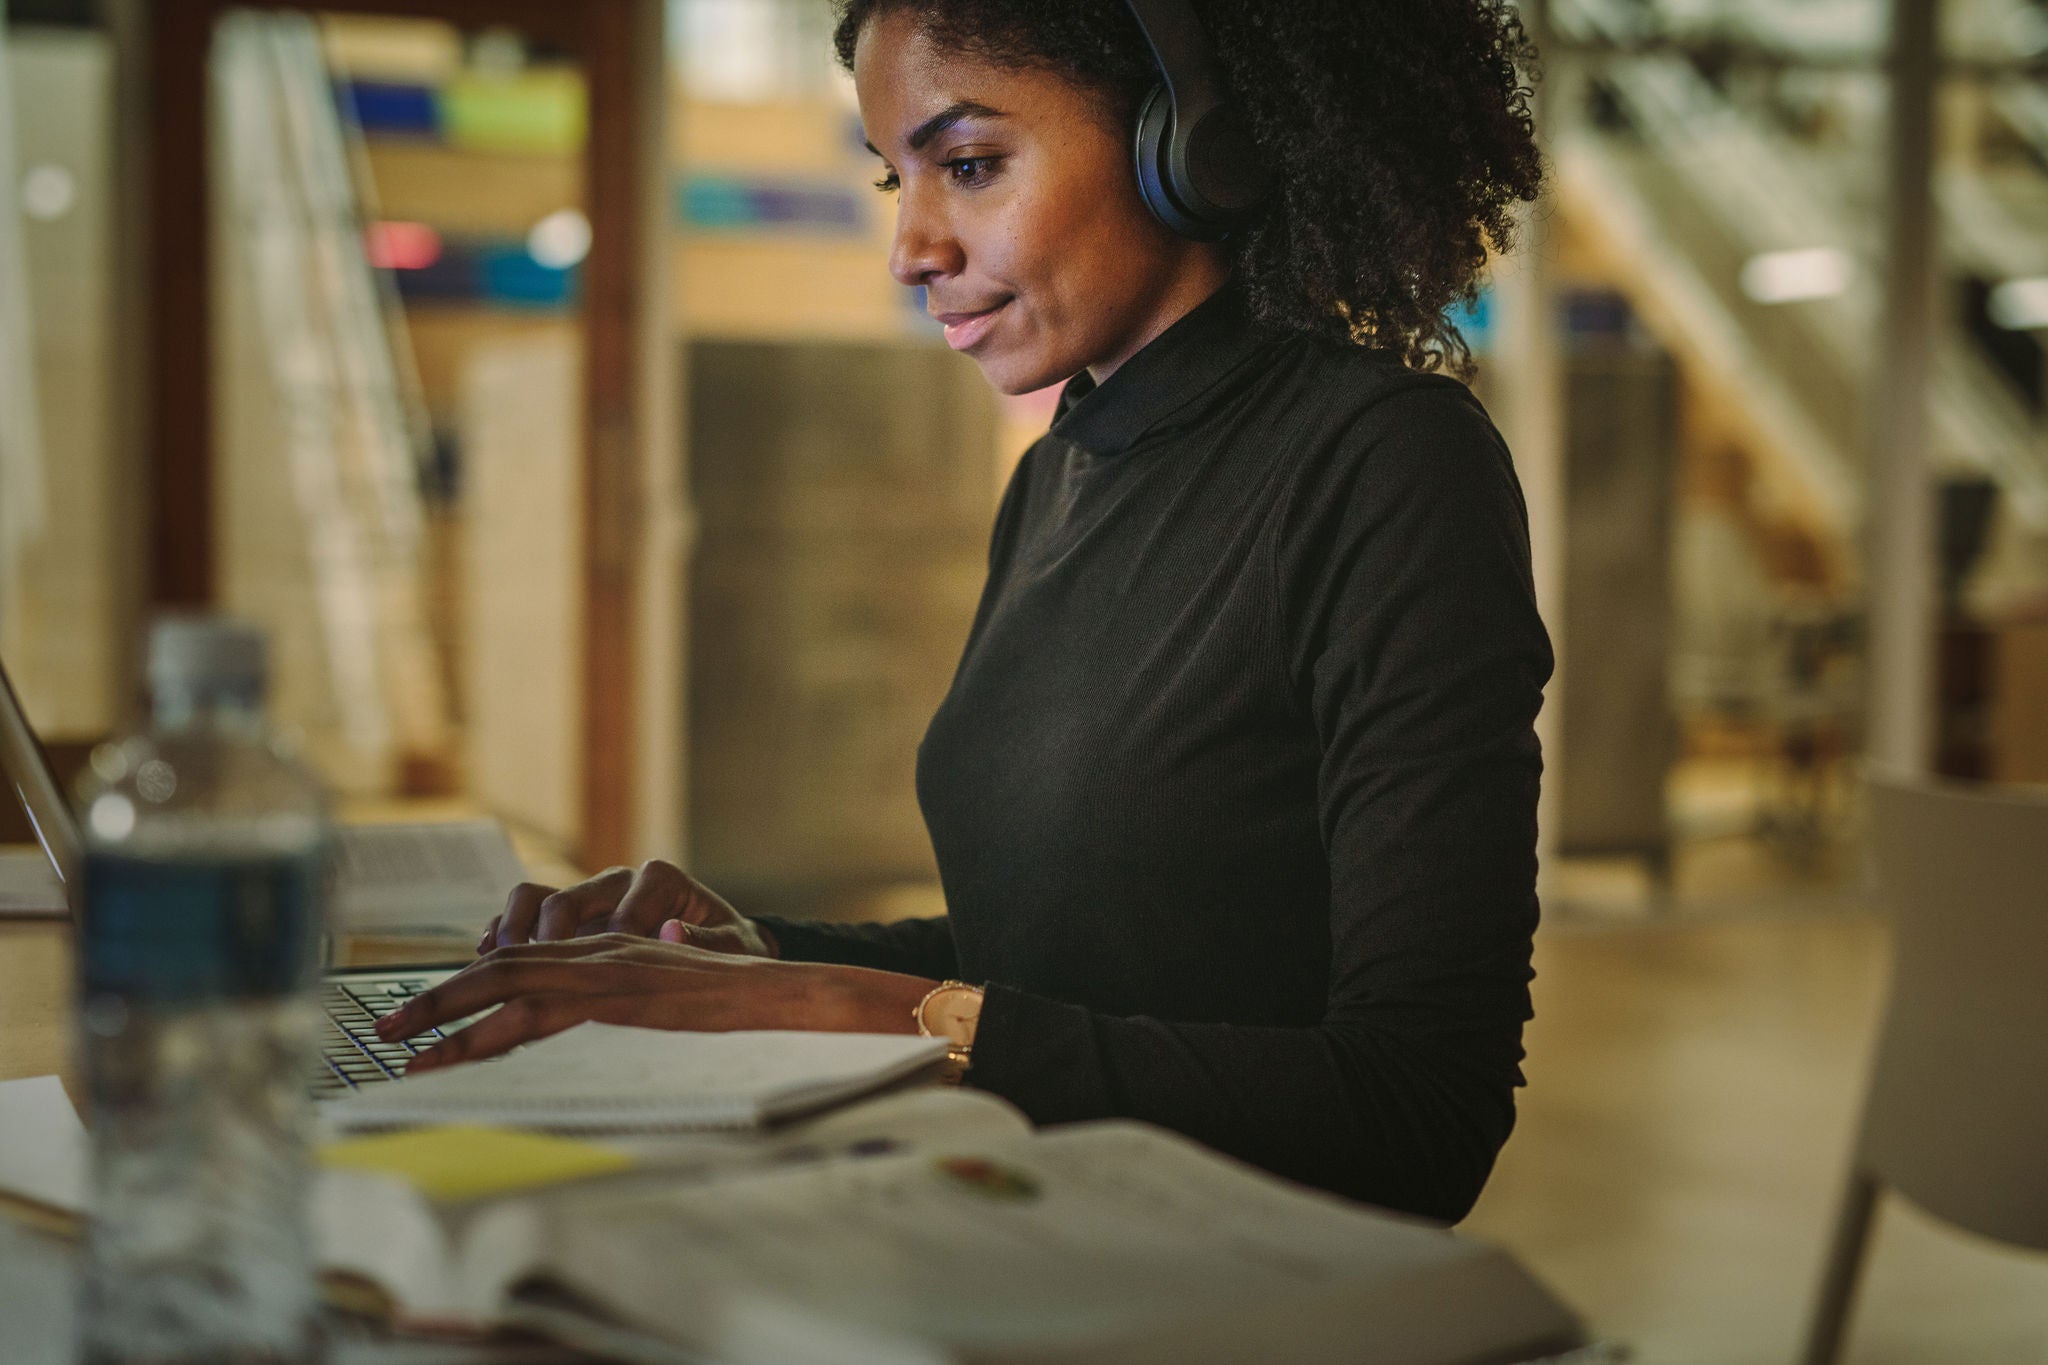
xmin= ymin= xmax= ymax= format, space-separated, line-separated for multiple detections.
xmin=946 ymin=156 xmax=1000 ymax=187
xmin=872 ymin=170 xmax=901 ymax=194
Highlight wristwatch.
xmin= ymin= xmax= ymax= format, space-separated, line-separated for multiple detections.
xmin=914 ymin=980 xmax=984 ymax=1073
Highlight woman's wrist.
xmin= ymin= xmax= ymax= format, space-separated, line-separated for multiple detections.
xmin=806 ymin=964 xmax=943 ymax=1034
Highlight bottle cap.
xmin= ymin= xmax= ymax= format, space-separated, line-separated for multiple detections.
xmin=147 ymin=615 xmax=268 ymax=699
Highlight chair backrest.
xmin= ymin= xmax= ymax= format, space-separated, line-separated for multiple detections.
xmin=1858 ymin=775 xmax=2048 ymax=1252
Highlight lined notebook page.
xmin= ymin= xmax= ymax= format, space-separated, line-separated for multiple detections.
xmin=321 ymin=1025 xmax=951 ymax=1133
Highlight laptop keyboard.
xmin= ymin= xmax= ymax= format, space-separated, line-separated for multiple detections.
xmin=317 ymin=977 xmax=447 ymax=1094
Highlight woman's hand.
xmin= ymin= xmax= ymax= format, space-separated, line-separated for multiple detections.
xmin=478 ymin=860 xmax=778 ymax=958
xmin=374 ymin=935 xmax=934 ymax=1075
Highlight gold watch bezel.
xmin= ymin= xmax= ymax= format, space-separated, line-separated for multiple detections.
xmin=915 ymin=980 xmax=983 ymax=1067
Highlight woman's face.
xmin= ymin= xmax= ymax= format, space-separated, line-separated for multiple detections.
xmin=853 ymin=11 xmax=1229 ymax=395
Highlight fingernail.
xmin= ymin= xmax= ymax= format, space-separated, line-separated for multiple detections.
xmin=658 ymin=918 xmax=687 ymax=943
xmin=374 ymin=1009 xmax=405 ymax=1037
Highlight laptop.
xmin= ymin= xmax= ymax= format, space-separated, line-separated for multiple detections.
xmin=0 ymin=655 xmax=503 ymax=1092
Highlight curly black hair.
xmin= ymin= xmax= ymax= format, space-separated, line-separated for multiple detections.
xmin=833 ymin=1 xmax=1542 ymax=378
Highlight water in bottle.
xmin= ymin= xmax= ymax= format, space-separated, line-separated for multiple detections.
xmin=74 ymin=618 xmax=329 ymax=1364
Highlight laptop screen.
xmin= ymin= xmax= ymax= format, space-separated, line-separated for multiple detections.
xmin=0 ymin=657 xmax=84 ymax=898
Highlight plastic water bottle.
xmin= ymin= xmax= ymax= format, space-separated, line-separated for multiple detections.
xmin=74 ymin=618 xmax=329 ymax=1364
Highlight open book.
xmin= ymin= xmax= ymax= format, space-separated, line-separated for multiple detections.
xmin=0 ymin=1076 xmax=1034 ymax=1337
xmin=3 ymin=1076 xmax=1584 ymax=1364
xmin=517 ymin=1121 xmax=1585 ymax=1365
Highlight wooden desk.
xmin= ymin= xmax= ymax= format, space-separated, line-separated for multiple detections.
xmin=0 ymin=919 xmax=73 ymax=1091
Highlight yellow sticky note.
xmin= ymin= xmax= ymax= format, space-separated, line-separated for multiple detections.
xmin=319 ymin=1126 xmax=634 ymax=1202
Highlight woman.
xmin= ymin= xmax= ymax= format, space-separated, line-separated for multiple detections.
xmin=377 ymin=0 xmax=1549 ymax=1223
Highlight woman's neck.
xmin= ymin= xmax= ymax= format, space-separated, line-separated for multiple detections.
xmin=1087 ymin=256 xmax=1235 ymax=386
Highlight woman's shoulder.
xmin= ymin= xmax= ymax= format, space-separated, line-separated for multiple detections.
xmin=1273 ymin=332 xmax=1499 ymax=437
xmin=1260 ymin=332 xmax=1517 ymax=505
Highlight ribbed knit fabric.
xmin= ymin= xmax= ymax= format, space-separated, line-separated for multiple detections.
xmin=759 ymin=283 xmax=1553 ymax=1221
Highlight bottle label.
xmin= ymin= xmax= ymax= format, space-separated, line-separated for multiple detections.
xmin=81 ymin=851 xmax=324 ymax=1003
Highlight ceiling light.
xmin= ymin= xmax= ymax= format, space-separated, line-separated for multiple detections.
xmin=1988 ymin=277 xmax=2048 ymax=331
xmin=20 ymin=164 xmax=76 ymax=222
xmin=1740 ymin=248 xmax=1853 ymax=305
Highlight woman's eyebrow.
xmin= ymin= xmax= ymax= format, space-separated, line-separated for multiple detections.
xmin=862 ymin=100 xmax=1008 ymax=157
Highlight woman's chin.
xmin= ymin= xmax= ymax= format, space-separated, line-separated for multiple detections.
xmin=973 ymin=352 xmax=1070 ymax=399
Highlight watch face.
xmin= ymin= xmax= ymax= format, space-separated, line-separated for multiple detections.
xmin=924 ymin=986 xmax=982 ymax=1044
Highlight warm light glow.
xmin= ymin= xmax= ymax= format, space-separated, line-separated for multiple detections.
xmin=20 ymin=164 xmax=76 ymax=222
xmin=1988 ymin=277 xmax=2048 ymax=331
xmin=365 ymin=220 xmax=443 ymax=271
xmin=88 ymin=794 xmax=136 ymax=842
xmin=526 ymin=208 xmax=591 ymax=270
xmin=1739 ymin=248 xmax=1853 ymax=305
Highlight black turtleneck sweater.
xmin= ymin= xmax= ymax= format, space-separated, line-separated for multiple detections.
xmin=759 ymin=285 xmax=1552 ymax=1222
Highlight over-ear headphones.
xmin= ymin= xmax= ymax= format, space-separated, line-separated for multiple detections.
xmin=1122 ymin=0 xmax=1272 ymax=240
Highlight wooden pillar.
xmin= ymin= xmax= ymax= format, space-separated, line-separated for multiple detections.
xmin=576 ymin=0 xmax=656 ymax=870
xmin=1865 ymin=0 xmax=1942 ymax=776
xmin=136 ymin=0 xmax=225 ymax=609
xmin=623 ymin=0 xmax=687 ymax=866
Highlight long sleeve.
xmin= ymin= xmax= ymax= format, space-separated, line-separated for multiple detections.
xmin=752 ymin=914 xmax=960 ymax=982
xmin=937 ymin=377 xmax=1550 ymax=1221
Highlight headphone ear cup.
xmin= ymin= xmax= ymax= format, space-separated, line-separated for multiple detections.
xmin=1132 ymin=83 xmax=1201 ymax=239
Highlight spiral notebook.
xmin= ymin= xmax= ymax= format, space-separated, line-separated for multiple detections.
xmin=320 ymin=1023 xmax=953 ymax=1133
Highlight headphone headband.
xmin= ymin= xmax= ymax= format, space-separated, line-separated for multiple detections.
xmin=1122 ymin=0 xmax=1227 ymax=127
xmin=1120 ymin=0 xmax=1271 ymax=240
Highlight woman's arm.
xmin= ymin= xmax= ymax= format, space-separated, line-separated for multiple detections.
xmin=752 ymin=914 xmax=960 ymax=982
xmin=375 ymin=938 xmax=942 ymax=1073
xmin=960 ymin=383 xmax=1551 ymax=1222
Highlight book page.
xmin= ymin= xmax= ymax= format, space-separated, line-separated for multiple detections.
xmin=323 ymin=1024 xmax=950 ymax=1132
xmin=598 ymin=1085 xmax=1033 ymax=1168
xmin=0 ymin=1076 xmax=85 ymax=1216
xmin=311 ymin=1167 xmax=472 ymax=1324
xmin=332 ymin=819 xmax=525 ymax=932
xmin=540 ymin=1121 xmax=1577 ymax=1365
xmin=0 ymin=1217 xmax=75 ymax=1362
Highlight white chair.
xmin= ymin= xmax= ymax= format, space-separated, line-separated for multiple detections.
xmin=1800 ymin=776 xmax=2048 ymax=1365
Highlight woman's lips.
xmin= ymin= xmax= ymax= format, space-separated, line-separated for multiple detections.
xmin=936 ymin=300 xmax=1009 ymax=351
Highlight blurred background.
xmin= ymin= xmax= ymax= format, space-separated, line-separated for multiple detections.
xmin=0 ymin=0 xmax=2044 ymax=1359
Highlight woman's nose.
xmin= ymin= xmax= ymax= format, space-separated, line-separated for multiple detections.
xmin=887 ymin=190 xmax=963 ymax=289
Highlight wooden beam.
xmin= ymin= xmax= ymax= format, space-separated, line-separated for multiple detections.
xmin=143 ymin=0 xmax=226 ymax=607
xmin=576 ymin=0 xmax=650 ymax=870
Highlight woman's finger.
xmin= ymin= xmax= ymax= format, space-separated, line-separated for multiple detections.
xmin=403 ymin=994 xmax=592 ymax=1074
xmin=534 ymin=868 xmax=633 ymax=942
xmin=494 ymin=883 xmax=558 ymax=947
xmin=607 ymin=861 xmax=687 ymax=937
xmin=374 ymin=954 xmax=608 ymax=1038
xmin=476 ymin=915 xmax=501 ymax=956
